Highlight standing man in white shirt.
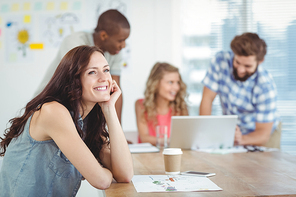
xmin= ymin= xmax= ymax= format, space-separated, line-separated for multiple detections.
xmin=36 ymin=9 xmax=130 ymax=123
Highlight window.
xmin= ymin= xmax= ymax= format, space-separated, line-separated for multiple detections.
xmin=181 ymin=0 xmax=296 ymax=155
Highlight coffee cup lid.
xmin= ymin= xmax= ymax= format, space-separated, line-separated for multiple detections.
xmin=162 ymin=148 xmax=183 ymax=155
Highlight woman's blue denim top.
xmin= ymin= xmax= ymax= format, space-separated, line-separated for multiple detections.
xmin=0 ymin=114 xmax=83 ymax=197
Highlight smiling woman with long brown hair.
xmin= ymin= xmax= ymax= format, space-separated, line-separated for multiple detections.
xmin=0 ymin=45 xmax=133 ymax=196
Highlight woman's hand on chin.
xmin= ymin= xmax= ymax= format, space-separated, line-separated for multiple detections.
xmin=98 ymin=80 xmax=121 ymax=111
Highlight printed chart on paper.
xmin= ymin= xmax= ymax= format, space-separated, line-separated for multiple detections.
xmin=132 ymin=175 xmax=222 ymax=192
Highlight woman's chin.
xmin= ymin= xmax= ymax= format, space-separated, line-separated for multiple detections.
xmin=98 ymin=95 xmax=111 ymax=102
xmin=168 ymin=96 xmax=176 ymax=101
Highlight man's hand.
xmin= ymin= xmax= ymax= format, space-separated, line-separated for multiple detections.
xmin=234 ymin=126 xmax=243 ymax=145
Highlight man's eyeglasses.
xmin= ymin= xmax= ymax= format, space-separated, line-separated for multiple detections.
xmin=243 ymin=145 xmax=264 ymax=152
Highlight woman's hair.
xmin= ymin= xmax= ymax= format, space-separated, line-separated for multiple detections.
xmin=0 ymin=45 xmax=109 ymax=162
xmin=231 ymin=32 xmax=267 ymax=61
xmin=143 ymin=62 xmax=188 ymax=125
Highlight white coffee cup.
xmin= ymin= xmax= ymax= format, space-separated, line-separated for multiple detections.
xmin=162 ymin=148 xmax=183 ymax=174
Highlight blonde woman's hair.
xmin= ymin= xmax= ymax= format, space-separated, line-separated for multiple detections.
xmin=143 ymin=62 xmax=188 ymax=125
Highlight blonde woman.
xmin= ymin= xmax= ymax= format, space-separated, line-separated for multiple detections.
xmin=135 ymin=62 xmax=188 ymax=145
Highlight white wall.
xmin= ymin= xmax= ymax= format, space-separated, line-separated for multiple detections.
xmin=121 ymin=0 xmax=181 ymax=132
xmin=0 ymin=0 xmax=181 ymax=137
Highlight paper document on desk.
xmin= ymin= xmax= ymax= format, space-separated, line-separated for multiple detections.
xmin=128 ymin=143 xmax=159 ymax=153
xmin=132 ymin=175 xmax=222 ymax=192
xmin=195 ymin=146 xmax=247 ymax=154
xmin=194 ymin=146 xmax=279 ymax=154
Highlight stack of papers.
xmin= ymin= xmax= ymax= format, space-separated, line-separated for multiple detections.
xmin=132 ymin=175 xmax=222 ymax=192
xmin=128 ymin=143 xmax=159 ymax=153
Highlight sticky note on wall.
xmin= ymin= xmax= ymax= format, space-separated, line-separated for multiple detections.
xmin=34 ymin=2 xmax=42 ymax=11
xmin=12 ymin=3 xmax=20 ymax=11
xmin=30 ymin=43 xmax=44 ymax=49
xmin=46 ymin=2 xmax=54 ymax=10
xmin=24 ymin=15 xmax=31 ymax=23
xmin=60 ymin=2 xmax=68 ymax=10
xmin=23 ymin=2 xmax=31 ymax=11
xmin=1 ymin=4 xmax=9 ymax=13
xmin=72 ymin=1 xmax=81 ymax=10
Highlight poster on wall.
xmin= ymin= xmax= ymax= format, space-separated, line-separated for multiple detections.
xmin=0 ymin=0 xmax=131 ymax=70
xmin=5 ymin=15 xmax=34 ymax=63
xmin=0 ymin=1 xmax=84 ymax=64
xmin=40 ymin=13 xmax=81 ymax=48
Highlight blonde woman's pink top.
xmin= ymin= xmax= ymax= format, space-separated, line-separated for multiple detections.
xmin=138 ymin=99 xmax=172 ymax=143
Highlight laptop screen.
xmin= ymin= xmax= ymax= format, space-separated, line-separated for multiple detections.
xmin=169 ymin=115 xmax=238 ymax=149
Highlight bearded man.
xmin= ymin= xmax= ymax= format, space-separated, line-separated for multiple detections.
xmin=200 ymin=32 xmax=281 ymax=148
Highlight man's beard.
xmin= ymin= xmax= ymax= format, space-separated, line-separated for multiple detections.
xmin=233 ymin=66 xmax=258 ymax=82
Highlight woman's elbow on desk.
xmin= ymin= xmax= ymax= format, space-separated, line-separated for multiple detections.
xmin=88 ymin=169 xmax=113 ymax=190
xmin=91 ymin=180 xmax=111 ymax=190
xmin=89 ymin=180 xmax=112 ymax=190
xmin=113 ymin=169 xmax=134 ymax=183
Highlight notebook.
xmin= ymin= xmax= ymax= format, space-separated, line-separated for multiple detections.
xmin=169 ymin=115 xmax=238 ymax=150
xmin=128 ymin=143 xmax=159 ymax=153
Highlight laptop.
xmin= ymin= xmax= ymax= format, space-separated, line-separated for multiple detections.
xmin=169 ymin=115 xmax=238 ymax=150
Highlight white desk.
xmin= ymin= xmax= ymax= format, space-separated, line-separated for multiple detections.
xmin=76 ymin=180 xmax=105 ymax=197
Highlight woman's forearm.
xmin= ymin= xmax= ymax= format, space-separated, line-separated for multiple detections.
xmin=103 ymin=106 xmax=134 ymax=182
